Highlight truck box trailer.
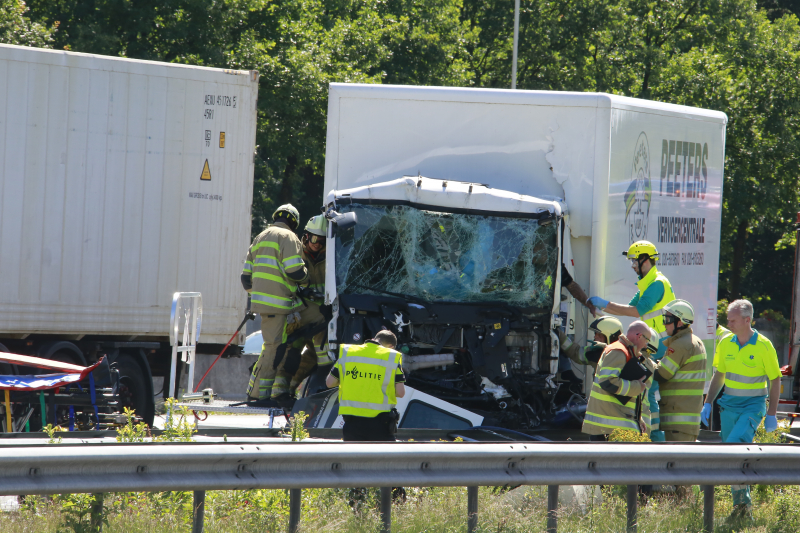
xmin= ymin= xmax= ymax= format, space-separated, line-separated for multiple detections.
xmin=297 ymin=83 xmax=726 ymax=432
xmin=0 ymin=44 xmax=258 ymax=425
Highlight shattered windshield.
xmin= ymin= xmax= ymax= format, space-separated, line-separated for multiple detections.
xmin=335 ymin=203 xmax=559 ymax=308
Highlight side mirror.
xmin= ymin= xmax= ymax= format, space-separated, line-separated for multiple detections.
xmin=331 ymin=211 xmax=358 ymax=230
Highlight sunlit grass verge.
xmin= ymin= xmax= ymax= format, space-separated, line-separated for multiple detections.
xmin=2 ymin=484 xmax=800 ymax=532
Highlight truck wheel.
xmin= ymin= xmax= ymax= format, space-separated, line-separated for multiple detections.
xmin=115 ymin=355 xmax=153 ymax=426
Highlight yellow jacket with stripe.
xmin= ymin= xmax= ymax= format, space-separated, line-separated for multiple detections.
xmin=301 ymin=247 xmax=326 ymax=303
xmin=243 ymin=222 xmax=308 ymax=315
xmin=582 ymin=336 xmax=655 ymax=436
xmin=653 ymin=326 xmax=706 ymax=435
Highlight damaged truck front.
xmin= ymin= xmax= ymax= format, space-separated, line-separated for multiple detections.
xmin=322 ymin=177 xmax=582 ymax=430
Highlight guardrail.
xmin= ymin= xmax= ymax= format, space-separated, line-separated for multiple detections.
xmin=1 ymin=441 xmax=799 ymax=533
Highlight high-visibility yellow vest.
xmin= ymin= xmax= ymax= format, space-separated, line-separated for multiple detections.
xmin=636 ymin=266 xmax=675 ymax=334
xmin=335 ymin=342 xmax=402 ymax=417
xmin=711 ymin=324 xmax=732 ymax=368
xmin=717 ymin=331 xmax=781 ymax=397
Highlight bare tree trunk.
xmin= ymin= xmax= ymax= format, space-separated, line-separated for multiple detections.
xmin=730 ymin=220 xmax=749 ymax=298
xmin=280 ymin=156 xmax=296 ymax=204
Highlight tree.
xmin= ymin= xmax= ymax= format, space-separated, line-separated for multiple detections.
xmin=0 ymin=0 xmax=55 ymax=47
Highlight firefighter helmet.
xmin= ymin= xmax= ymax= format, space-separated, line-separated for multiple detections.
xmin=304 ymin=215 xmax=327 ymax=237
xmin=273 ymin=204 xmax=300 ymax=226
xmin=588 ymin=316 xmax=623 ymax=342
xmin=662 ymin=299 xmax=694 ymax=325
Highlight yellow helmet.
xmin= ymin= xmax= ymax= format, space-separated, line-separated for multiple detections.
xmin=304 ymin=215 xmax=328 ymax=237
xmin=588 ymin=316 xmax=623 ymax=341
xmin=623 ymin=240 xmax=659 ymax=260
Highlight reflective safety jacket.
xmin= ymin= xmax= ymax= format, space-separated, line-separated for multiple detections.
xmin=301 ymin=248 xmax=325 ymax=304
xmin=654 ymin=327 xmax=706 ymax=435
xmin=635 ymin=267 xmax=675 ymax=335
xmin=243 ymin=222 xmax=308 ymax=314
xmin=335 ymin=342 xmax=403 ymax=417
xmin=582 ymin=336 xmax=655 ymax=435
xmin=717 ymin=331 xmax=781 ymax=399
xmin=711 ymin=324 xmax=732 ymax=368
xmin=559 ymin=330 xmax=602 ymax=374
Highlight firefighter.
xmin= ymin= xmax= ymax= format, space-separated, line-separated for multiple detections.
xmin=284 ymin=215 xmax=331 ymax=394
xmin=702 ymin=299 xmax=781 ymax=519
xmin=587 ymin=240 xmax=675 ymax=439
xmin=652 ymin=300 xmax=706 ymax=442
xmin=561 ymin=316 xmax=624 ymax=375
xmin=241 ymin=204 xmax=308 ymax=401
xmin=325 ymin=330 xmax=406 ymax=441
xmin=582 ymin=321 xmax=656 ymax=441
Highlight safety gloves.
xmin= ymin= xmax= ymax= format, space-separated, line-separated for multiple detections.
xmin=700 ymin=403 xmax=712 ymax=427
xmin=587 ymin=296 xmax=609 ymax=310
xmin=764 ymin=415 xmax=778 ymax=433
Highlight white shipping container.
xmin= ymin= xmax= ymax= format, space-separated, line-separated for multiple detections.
xmin=0 ymin=44 xmax=258 ymax=344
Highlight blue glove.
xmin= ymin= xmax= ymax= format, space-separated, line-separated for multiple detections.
xmin=700 ymin=403 xmax=712 ymax=427
xmin=764 ymin=415 xmax=778 ymax=433
xmin=588 ymin=296 xmax=610 ymax=310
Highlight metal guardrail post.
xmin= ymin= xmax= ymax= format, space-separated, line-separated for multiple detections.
xmin=467 ymin=486 xmax=478 ymax=533
xmin=626 ymin=485 xmax=637 ymax=533
xmin=546 ymin=485 xmax=558 ymax=533
xmin=288 ymin=488 xmax=301 ymax=533
xmin=90 ymin=492 xmax=104 ymax=532
xmin=703 ymin=485 xmax=714 ymax=533
xmin=192 ymin=490 xmax=205 ymax=533
xmin=380 ymin=487 xmax=392 ymax=533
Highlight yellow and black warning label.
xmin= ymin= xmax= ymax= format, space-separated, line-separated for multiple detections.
xmin=219 ymin=132 xmax=226 ymax=148
xmin=200 ymin=159 xmax=211 ymax=181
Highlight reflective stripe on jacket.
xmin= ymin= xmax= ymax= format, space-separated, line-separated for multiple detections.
xmin=655 ymin=327 xmax=706 ymax=434
xmin=717 ymin=331 xmax=781 ymax=398
xmin=711 ymin=324 xmax=732 ymax=368
xmin=335 ymin=343 xmax=403 ymax=417
xmin=243 ymin=222 xmax=308 ymax=314
xmin=636 ymin=267 xmax=675 ymax=335
xmin=301 ymin=248 xmax=326 ymax=305
xmin=582 ymin=336 xmax=655 ymax=435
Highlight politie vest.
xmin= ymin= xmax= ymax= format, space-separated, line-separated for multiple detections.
xmin=335 ymin=342 xmax=403 ymax=417
xmin=636 ymin=266 xmax=675 ymax=335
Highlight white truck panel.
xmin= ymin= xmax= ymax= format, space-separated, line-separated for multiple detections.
xmin=324 ymin=83 xmax=726 ymax=344
xmin=0 ymin=45 xmax=258 ymax=343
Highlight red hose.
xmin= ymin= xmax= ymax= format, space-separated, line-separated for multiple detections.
xmin=193 ymin=328 xmax=241 ymax=393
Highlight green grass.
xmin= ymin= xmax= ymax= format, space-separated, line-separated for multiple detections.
xmin=3 ymin=484 xmax=800 ymax=532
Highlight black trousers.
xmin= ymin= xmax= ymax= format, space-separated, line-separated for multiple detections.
xmin=342 ymin=413 xmax=396 ymax=442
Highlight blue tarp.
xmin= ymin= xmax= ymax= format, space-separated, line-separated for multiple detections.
xmin=0 ymin=373 xmax=85 ymax=391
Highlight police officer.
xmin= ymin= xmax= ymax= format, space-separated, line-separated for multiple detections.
xmin=702 ymin=299 xmax=782 ymax=519
xmin=587 ymin=240 xmax=676 ymax=438
xmin=241 ymin=204 xmax=308 ymax=401
xmin=582 ymin=321 xmax=656 ymax=441
xmin=653 ymin=300 xmax=706 ymax=442
xmin=284 ymin=215 xmax=331 ymax=393
xmin=325 ymin=330 xmax=406 ymax=441
xmin=561 ymin=316 xmax=624 ymax=375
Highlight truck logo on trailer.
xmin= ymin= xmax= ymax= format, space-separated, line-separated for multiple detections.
xmin=624 ymin=132 xmax=652 ymax=243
